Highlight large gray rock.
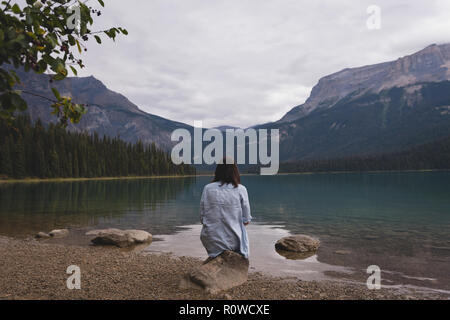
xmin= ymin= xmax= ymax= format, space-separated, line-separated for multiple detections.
xmin=180 ymin=251 xmax=249 ymax=294
xmin=275 ymin=235 xmax=320 ymax=256
xmin=86 ymin=228 xmax=152 ymax=247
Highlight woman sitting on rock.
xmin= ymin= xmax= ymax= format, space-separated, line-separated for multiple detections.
xmin=200 ymin=157 xmax=252 ymax=259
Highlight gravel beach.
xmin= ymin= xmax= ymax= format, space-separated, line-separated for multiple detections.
xmin=0 ymin=236 xmax=446 ymax=300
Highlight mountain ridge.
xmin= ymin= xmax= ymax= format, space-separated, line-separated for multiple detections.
xmin=278 ymin=43 xmax=450 ymax=123
xmin=12 ymin=67 xmax=192 ymax=149
xmin=257 ymin=80 xmax=450 ymax=161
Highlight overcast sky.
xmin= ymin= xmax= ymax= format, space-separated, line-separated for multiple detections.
xmin=76 ymin=0 xmax=450 ymax=128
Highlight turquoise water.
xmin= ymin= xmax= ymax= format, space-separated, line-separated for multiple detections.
xmin=0 ymin=172 xmax=449 ymax=291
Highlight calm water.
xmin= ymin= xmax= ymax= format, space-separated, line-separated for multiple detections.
xmin=1 ymin=173 xmax=449 ymax=292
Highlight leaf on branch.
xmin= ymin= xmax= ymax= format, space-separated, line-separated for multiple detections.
xmin=70 ymin=66 xmax=78 ymax=76
xmin=76 ymin=39 xmax=82 ymax=54
xmin=12 ymin=4 xmax=21 ymax=14
xmin=51 ymin=88 xmax=61 ymax=100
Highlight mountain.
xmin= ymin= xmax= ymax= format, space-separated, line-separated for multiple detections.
xmin=9 ymin=43 xmax=450 ymax=164
xmin=12 ymin=67 xmax=191 ymax=149
xmin=279 ymin=43 xmax=450 ymax=123
xmin=259 ymin=43 xmax=450 ymax=161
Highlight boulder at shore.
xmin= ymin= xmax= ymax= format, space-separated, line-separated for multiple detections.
xmin=180 ymin=250 xmax=249 ymax=294
xmin=275 ymin=235 xmax=320 ymax=256
xmin=49 ymin=229 xmax=70 ymax=238
xmin=36 ymin=229 xmax=69 ymax=239
xmin=86 ymin=228 xmax=152 ymax=248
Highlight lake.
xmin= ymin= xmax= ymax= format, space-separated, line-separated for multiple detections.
xmin=1 ymin=172 xmax=449 ymax=293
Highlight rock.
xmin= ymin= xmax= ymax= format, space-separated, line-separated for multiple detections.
xmin=86 ymin=228 xmax=152 ymax=247
xmin=275 ymin=250 xmax=316 ymax=260
xmin=35 ymin=232 xmax=51 ymax=239
xmin=48 ymin=229 xmax=69 ymax=238
xmin=125 ymin=230 xmax=152 ymax=243
xmin=179 ymin=250 xmax=249 ymax=294
xmin=275 ymin=235 xmax=320 ymax=254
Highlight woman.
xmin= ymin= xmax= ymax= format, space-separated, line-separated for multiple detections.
xmin=200 ymin=158 xmax=252 ymax=259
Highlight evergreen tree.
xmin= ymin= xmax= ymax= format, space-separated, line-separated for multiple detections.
xmin=13 ymin=136 xmax=26 ymax=178
xmin=0 ymin=137 xmax=13 ymax=177
xmin=34 ymin=142 xmax=47 ymax=178
xmin=49 ymin=149 xmax=60 ymax=178
xmin=73 ymin=150 xmax=79 ymax=178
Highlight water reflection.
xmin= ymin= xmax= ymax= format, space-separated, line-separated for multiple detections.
xmin=0 ymin=177 xmax=196 ymax=236
xmin=145 ymin=224 xmax=351 ymax=281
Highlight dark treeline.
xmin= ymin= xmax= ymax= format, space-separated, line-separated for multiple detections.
xmin=0 ymin=116 xmax=196 ymax=179
xmin=277 ymin=136 xmax=450 ymax=173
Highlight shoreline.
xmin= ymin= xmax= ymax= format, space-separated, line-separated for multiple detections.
xmin=1 ymin=169 xmax=448 ymax=184
xmin=0 ymin=235 xmax=447 ymax=300
xmin=276 ymin=168 xmax=450 ymax=175
xmin=0 ymin=175 xmax=201 ymax=184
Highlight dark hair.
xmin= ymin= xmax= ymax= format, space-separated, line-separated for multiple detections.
xmin=213 ymin=157 xmax=241 ymax=188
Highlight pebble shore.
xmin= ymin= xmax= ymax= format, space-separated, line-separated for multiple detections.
xmin=0 ymin=236 xmax=445 ymax=300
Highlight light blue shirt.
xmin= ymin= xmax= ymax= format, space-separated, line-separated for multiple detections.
xmin=200 ymin=182 xmax=252 ymax=259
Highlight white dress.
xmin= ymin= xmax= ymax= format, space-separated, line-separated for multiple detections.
xmin=200 ymin=182 xmax=252 ymax=259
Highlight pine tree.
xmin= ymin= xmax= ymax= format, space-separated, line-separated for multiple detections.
xmin=73 ymin=150 xmax=79 ymax=178
xmin=33 ymin=141 xmax=48 ymax=178
xmin=13 ymin=136 xmax=26 ymax=178
xmin=49 ymin=149 xmax=60 ymax=178
xmin=0 ymin=138 xmax=13 ymax=177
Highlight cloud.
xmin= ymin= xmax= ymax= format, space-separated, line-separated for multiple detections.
xmin=76 ymin=0 xmax=450 ymax=128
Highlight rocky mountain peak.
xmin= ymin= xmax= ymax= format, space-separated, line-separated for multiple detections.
xmin=279 ymin=43 xmax=450 ymax=123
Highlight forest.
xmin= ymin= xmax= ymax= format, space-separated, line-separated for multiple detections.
xmin=277 ymin=135 xmax=450 ymax=173
xmin=0 ymin=116 xmax=196 ymax=179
